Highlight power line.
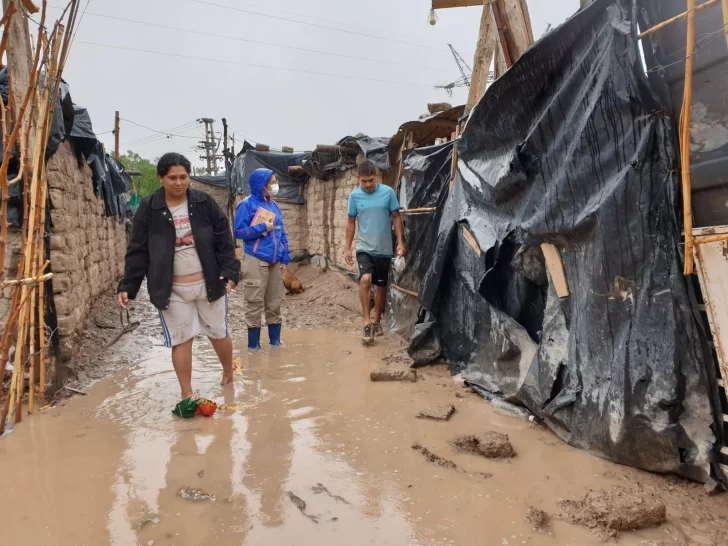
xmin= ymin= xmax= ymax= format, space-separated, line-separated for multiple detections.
xmin=224 ymin=0 xmax=451 ymax=49
xmin=121 ymin=122 xmax=200 ymax=147
xmin=122 ymin=127 xmax=199 ymax=147
xmin=121 ymin=121 xmax=201 ymax=148
xmin=47 ymin=9 xmax=449 ymax=72
xmin=121 ymin=119 xmax=202 ymax=139
xmin=191 ymin=0 xmax=451 ymax=53
xmin=74 ymin=41 xmax=439 ymax=87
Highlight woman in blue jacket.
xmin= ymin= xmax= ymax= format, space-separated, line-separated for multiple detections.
xmin=234 ymin=168 xmax=291 ymax=349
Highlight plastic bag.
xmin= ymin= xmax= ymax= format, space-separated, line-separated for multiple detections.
xmin=393 ymin=256 xmax=405 ymax=274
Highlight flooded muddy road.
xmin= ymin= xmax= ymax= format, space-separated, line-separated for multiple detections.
xmin=1 ymin=320 xmax=728 ymax=545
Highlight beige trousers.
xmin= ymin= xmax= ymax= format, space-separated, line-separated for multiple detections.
xmin=241 ymin=253 xmax=285 ymax=328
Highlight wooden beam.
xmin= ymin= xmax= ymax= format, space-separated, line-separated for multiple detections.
xmin=491 ymin=2 xmax=513 ymax=68
xmin=541 ymin=243 xmax=570 ymax=297
xmin=432 ymin=0 xmax=485 ymax=8
xmin=467 ymin=1 xmax=498 ymax=110
xmin=497 ymin=0 xmax=533 ymax=63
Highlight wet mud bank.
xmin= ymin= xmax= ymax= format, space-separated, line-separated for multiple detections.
xmin=0 ymin=266 xmax=726 ymax=546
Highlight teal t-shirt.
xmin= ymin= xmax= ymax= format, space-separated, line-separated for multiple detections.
xmin=347 ymin=184 xmax=401 ymax=258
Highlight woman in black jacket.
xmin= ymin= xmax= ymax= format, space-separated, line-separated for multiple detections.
xmin=117 ymin=153 xmax=240 ymax=400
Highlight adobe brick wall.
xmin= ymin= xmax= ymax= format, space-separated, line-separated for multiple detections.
xmin=231 ymin=169 xmax=360 ymax=271
xmin=190 ymin=180 xmax=231 ymax=220
xmin=47 ymin=142 xmax=127 ymax=363
xmin=303 ymin=169 xmax=359 ymax=272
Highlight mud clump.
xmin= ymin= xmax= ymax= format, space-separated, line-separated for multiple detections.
xmin=451 ymin=432 xmax=516 ymax=459
xmin=178 ymin=486 xmax=215 ymax=502
xmin=411 ymin=442 xmax=457 ymax=469
xmin=417 ymin=403 xmax=455 ymax=421
xmin=370 ymin=367 xmax=417 ymax=383
xmin=525 ymin=507 xmax=548 ymax=530
xmin=558 ymin=487 xmax=667 ymax=540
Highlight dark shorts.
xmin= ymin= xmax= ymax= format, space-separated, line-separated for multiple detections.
xmin=357 ymin=253 xmax=390 ymax=287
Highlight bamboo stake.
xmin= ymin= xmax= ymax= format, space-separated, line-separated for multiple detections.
xmin=38 ymin=255 xmax=46 ymax=405
xmin=28 ymin=263 xmax=37 ymax=413
xmin=722 ymin=0 xmax=728 ymax=48
xmin=0 ymin=272 xmax=52 ymax=288
xmin=681 ymin=0 xmax=697 ymax=275
xmin=638 ymin=0 xmax=719 ymax=39
xmin=694 ymin=233 xmax=728 ymax=245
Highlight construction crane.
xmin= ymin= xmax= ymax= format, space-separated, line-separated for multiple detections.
xmin=436 ymin=44 xmax=493 ymax=96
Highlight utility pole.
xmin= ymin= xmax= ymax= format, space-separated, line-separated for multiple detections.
xmin=114 ymin=111 xmax=120 ymax=160
xmin=197 ymin=118 xmax=219 ymax=176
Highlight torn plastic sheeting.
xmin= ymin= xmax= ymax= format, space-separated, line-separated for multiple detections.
xmin=386 ymin=142 xmax=452 ymax=353
xmin=412 ymin=0 xmax=720 ymax=482
xmin=303 ymin=134 xmax=391 ymax=179
xmin=231 ymin=150 xmax=309 ymax=203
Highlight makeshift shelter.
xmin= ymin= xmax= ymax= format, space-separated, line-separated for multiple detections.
xmin=389 ymin=0 xmax=723 ymax=483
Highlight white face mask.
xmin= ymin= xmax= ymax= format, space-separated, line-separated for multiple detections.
xmin=269 ymin=183 xmax=280 ymax=196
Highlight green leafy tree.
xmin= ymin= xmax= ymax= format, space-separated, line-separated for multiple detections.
xmin=119 ymin=151 xmax=160 ymax=198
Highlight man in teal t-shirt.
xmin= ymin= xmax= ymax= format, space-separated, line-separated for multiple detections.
xmin=345 ymin=160 xmax=405 ymax=344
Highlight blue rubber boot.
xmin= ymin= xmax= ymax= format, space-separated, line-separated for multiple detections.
xmin=247 ymin=328 xmax=261 ymax=350
xmin=268 ymin=323 xmax=282 ymax=346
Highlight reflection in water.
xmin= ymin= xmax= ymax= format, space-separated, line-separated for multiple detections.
xmin=0 ymin=329 xmax=679 ymax=546
xmin=242 ymin=348 xmax=293 ymax=529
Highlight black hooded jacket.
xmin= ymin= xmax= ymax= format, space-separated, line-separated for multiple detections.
xmin=117 ymin=188 xmax=240 ymax=310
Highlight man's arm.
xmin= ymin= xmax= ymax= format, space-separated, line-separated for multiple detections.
xmin=345 ymin=216 xmax=356 ymax=266
xmin=391 ymin=211 xmax=405 ymax=257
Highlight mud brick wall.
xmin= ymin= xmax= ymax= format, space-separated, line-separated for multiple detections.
xmin=304 ymin=170 xmax=359 ymax=271
xmin=278 ymin=202 xmax=307 ymax=255
xmin=190 ymin=180 xmax=231 ymax=219
xmin=0 ymin=228 xmax=24 ymax=319
xmin=48 ymin=142 xmax=127 ymax=362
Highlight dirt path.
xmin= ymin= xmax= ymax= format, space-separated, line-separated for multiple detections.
xmin=1 ymin=266 xmax=727 ymax=545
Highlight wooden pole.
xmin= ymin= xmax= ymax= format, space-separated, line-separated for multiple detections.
xmin=114 ymin=110 xmax=120 ymax=160
xmin=0 ymin=272 xmax=53 ymax=288
xmin=694 ymin=233 xmax=728 ymax=245
xmin=638 ymin=0 xmax=719 ymax=39
xmin=681 ymin=0 xmax=696 ymax=275
xmin=467 ymin=1 xmax=497 ymax=110
xmin=721 ymin=0 xmax=728 ymax=48
xmin=391 ymin=284 xmax=419 ymax=298
xmin=400 ymin=207 xmax=437 ymax=214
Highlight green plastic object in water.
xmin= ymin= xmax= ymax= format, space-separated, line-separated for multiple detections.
xmin=173 ymin=397 xmax=199 ymax=419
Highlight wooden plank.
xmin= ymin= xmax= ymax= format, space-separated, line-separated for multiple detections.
xmin=462 ymin=226 xmax=482 ymax=257
xmin=494 ymin=46 xmax=508 ymax=79
xmin=541 ymin=243 xmax=570 ymax=297
xmin=693 ymin=232 xmax=728 ymax=403
xmin=432 ymin=0 xmax=485 ymax=8
xmin=467 ymin=1 xmax=498 ymax=110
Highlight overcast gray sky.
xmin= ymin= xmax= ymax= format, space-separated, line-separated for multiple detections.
xmin=48 ymin=0 xmax=579 ymax=165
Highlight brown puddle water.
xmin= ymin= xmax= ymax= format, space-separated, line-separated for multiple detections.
xmin=0 ymin=330 xmax=718 ymax=546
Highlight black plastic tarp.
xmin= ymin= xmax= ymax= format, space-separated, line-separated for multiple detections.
xmin=303 ymin=134 xmax=390 ymax=179
xmin=190 ymin=174 xmax=231 ymax=189
xmin=398 ymin=0 xmax=720 ymax=482
xmin=387 ymin=142 xmax=453 ymax=346
xmin=1 ymin=70 xmax=128 ymax=221
xmin=231 ymin=150 xmax=308 ymax=203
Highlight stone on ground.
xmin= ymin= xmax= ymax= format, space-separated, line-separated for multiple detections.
xmin=417 ymin=403 xmax=455 ymax=421
xmin=370 ymin=367 xmax=417 ymax=383
xmin=451 ymin=431 xmax=516 ymax=458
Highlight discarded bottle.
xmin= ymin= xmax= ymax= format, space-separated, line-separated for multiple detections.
xmin=490 ymin=397 xmax=534 ymax=421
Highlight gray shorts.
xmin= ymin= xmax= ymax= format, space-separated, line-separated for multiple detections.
xmin=159 ymin=281 xmax=228 ymax=347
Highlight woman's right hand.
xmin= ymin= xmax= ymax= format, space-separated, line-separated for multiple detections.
xmin=117 ymin=292 xmax=129 ymax=309
xmin=264 ymin=220 xmax=275 ymax=234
